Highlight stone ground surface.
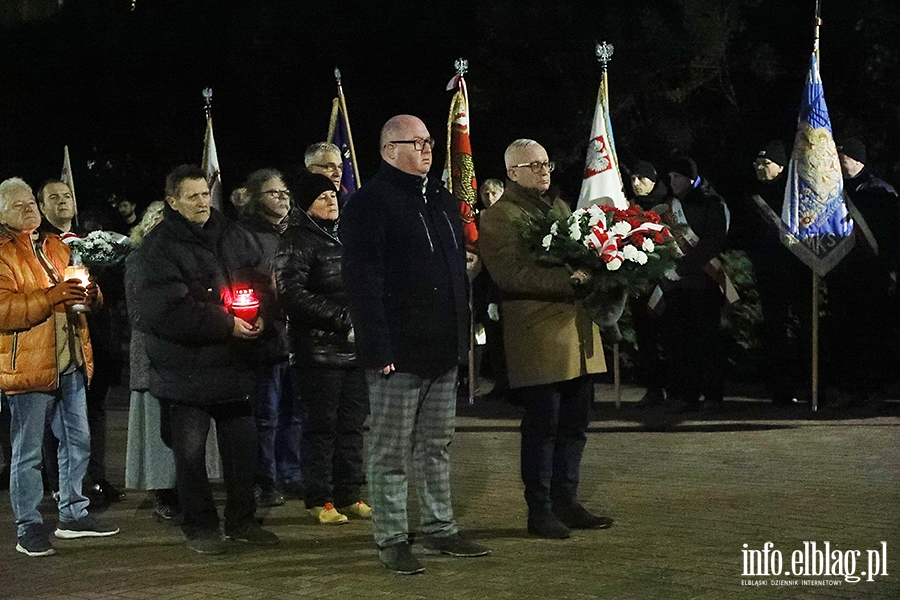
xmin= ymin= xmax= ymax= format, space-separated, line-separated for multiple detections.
xmin=0 ymin=384 xmax=898 ymax=600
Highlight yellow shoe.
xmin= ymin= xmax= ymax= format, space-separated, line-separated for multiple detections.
xmin=338 ymin=501 xmax=373 ymax=519
xmin=309 ymin=502 xmax=349 ymax=525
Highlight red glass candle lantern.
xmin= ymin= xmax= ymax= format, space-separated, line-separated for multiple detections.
xmin=232 ymin=288 xmax=259 ymax=322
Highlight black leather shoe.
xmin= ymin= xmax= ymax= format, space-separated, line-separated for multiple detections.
xmin=635 ymin=389 xmax=665 ymax=408
xmin=96 ymin=479 xmax=126 ymax=503
xmin=527 ymin=514 xmax=571 ymax=539
xmin=553 ymin=503 xmax=614 ymax=530
xmin=378 ymin=541 xmax=425 ymax=575
xmin=84 ymin=486 xmax=109 ymax=511
xmin=665 ymin=398 xmax=700 ymax=414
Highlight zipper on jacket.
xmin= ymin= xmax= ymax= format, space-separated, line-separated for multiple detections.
xmin=418 ymin=212 xmax=435 ymax=252
xmin=10 ymin=332 xmax=18 ymax=371
xmin=442 ymin=211 xmax=459 ymax=250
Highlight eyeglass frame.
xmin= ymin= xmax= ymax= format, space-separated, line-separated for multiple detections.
xmin=262 ymin=189 xmax=291 ymax=199
xmin=386 ymin=138 xmax=436 ymax=152
xmin=509 ymin=161 xmax=555 ymax=174
xmin=309 ymin=162 xmax=343 ymax=172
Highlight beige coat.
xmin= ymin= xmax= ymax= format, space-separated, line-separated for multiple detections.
xmin=478 ymin=182 xmax=606 ymax=389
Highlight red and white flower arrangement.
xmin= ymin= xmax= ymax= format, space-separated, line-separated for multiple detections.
xmin=527 ymin=203 xmax=679 ymax=297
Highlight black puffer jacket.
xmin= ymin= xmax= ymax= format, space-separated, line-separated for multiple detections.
xmin=274 ymin=212 xmax=355 ymax=368
xmin=238 ymin=212 xmax=289 ymax=363
xmin=136 ymin=205 xmax=268 ymax=404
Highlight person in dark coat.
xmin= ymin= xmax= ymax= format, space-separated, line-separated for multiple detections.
xmin=36 ymin=180 xmax=126 ymax=507
xmin=739 ymin=141 xmax=812 ymax=405
xmin=341 ymin=115 xmax=489 ymax=575
xmin=827 ymin=138 xmax=900 ymax=406
xmin=627 ymin=160 xmax=670 ymax=407
xmin=238 ymin=169 xmax=303 ymax=507
xmin=136 ymin=165 xmax=278 ymax=555
xmin=275 ymin=172 xmax=371 ymax=525
xmin=662 ymin=157 xmax=729 ymax=412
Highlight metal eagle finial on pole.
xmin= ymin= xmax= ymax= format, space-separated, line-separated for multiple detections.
xmin=596 ymin=41 xmax=614 ymax=70
xmin=202 ymin=87 xmax=213 ymax=120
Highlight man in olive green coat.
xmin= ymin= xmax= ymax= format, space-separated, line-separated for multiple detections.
xmin=479 ymin=139 xmax=613 ymax=540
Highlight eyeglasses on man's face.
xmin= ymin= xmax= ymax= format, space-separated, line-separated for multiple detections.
xmin=263 ymin=189 xmax=291 ymax=199
xmin=510 ymin=161 xmax=555 ymax=174
xmin=388 ymin=137 xmax=436 ymax=152
xmin=310 ymin=162 xmax=343 ymax=173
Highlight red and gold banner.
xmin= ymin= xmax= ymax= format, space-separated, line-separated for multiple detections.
xmin=443 ymin=73 xmax=478 ymax=248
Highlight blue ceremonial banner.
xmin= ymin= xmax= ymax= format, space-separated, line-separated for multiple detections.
xmin=778 ymin=53 xmax=854 ymax=276
xmin=328 ymin=99 xmax=358 ymax=196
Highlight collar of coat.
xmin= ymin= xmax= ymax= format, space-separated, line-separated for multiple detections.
xmin=0 ymin=224 xmax=53 ymax=248
xmin=377 ymin=160 xmax=440 ymax=195
xmin=285 ymin=209 xmax=340 ymax=244
xmin=241 ymin=210 xmax=288 ymax=235
xmin=679 ymin=177 xmax=722 ymax=206
xmin=160 ymin=202 xmax=226 ymax=246
xmin=501 ymin=180 xmax=562 ymax=213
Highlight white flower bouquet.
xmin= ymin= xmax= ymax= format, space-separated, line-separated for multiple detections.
xmin=64 ymin=230 xmax=133 ymax=267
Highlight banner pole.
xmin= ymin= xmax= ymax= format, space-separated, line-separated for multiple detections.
xmin=468 ymin=284 xmax=476 ymax=404
xmin=334 ymin=68 xmax=361 ymax=188
xmin=812 ymin=272 xmax=819 ymax=412
xmin=810 ymin=0 xmax=823 ymax=413
xmin=614 ymin=342 xmax=621 ymax=409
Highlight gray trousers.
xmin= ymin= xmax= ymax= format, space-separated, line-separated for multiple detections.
xmin=366 ymin=367 xmax=458 ymax=548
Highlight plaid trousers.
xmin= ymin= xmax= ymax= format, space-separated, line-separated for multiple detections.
xmin=366 ymin=367 xmax=459 ymax=548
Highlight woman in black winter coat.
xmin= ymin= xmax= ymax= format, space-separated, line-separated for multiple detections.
xmin=274 ymin=172 xmax=370 ymax=524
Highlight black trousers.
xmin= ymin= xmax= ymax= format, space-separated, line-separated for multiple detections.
xmin=631 ymin=293 xmax=666 ymax=393
xmin=296 ymin=365 xmax=368 ymax=508
xmin=826 ymin=255 xmax=893 ymax=393
xmin=513 ymin=375 xmax=593 ymax=516
xmin=662 ymin=287 xmax=724 ymax=404
xmin=757 ymin=267 xmax=812 ymax=401
xmin=164 ymin=399 xmax=256 ymax=538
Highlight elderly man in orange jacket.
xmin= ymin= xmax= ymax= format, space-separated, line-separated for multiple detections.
xmin=0 ymin=177 xmax=119 ymax=557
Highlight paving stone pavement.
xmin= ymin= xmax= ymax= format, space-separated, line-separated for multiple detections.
xmin=0 ymin=385 xmax=898 ymax=599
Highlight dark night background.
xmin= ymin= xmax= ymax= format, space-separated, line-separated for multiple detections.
xmin=1 ymin=0 xmax=898 ymax=216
